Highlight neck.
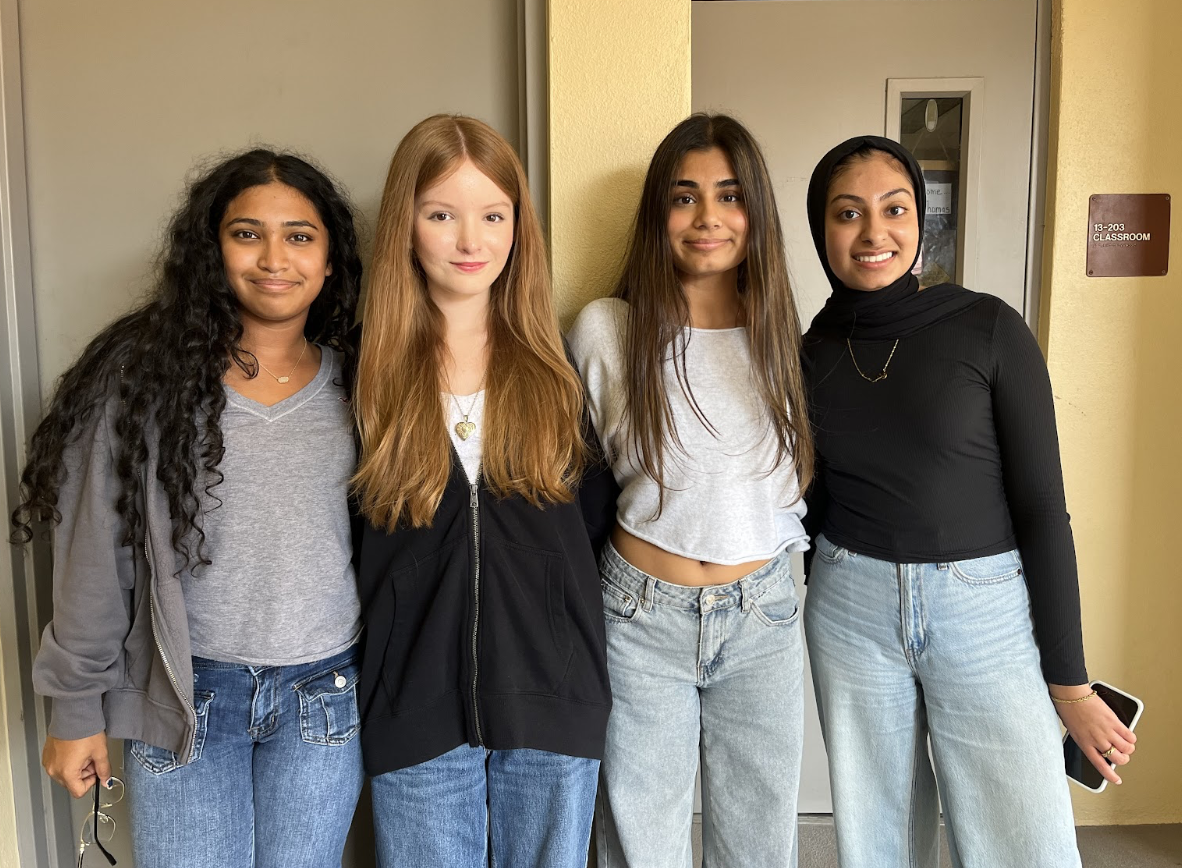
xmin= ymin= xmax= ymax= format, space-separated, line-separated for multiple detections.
xmin=239 ymin=316 xmax=308 ymax=360
xmin=433 ymin=288 xmax=490 ymax=394
xmin=682 ymin=270 xmax=743 ymax=329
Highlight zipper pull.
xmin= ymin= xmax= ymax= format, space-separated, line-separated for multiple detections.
xmin=470 ymin=484 xmax=478 ymax=508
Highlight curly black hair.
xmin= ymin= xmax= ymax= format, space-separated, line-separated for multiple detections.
xmin=10 ymin=148 xmax=362 ymax=567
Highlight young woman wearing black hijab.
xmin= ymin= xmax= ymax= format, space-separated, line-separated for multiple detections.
xmin=800 ymin=136 xmax=1135 ymax=867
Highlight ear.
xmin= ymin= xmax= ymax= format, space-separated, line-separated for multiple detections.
xmin=325 ymin=262 xmax=333 ymax=277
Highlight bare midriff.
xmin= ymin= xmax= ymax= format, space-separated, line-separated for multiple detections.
xmin=611 ymin=526 xmax=771 ymax=588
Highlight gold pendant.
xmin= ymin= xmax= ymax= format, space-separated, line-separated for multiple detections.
xmin=277 ymin=376 xmax=290 ymax=384
xmin=455 ymin=420 xmax=476 ymax=441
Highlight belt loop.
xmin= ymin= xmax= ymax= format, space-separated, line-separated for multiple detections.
xmin=641 ymin=576 xmax=657 ymax=612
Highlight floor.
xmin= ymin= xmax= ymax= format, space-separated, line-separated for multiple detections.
xmin=684 ymin=817 xmax=1182 ymax=867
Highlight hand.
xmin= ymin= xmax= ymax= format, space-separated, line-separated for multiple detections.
xmin=1050 ymin=683 xmax=1137 ymax=785
xmin=42 ymin=732 xmax=113 ymax=798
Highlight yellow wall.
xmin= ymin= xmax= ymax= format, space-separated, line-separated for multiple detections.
xmin=0 ymin=667 xmax=18 ymax=868
xmin=1042 ymin=0 xmax=1182 ymax=825
xmin=547 ymin=0 xmax=691 ymax=325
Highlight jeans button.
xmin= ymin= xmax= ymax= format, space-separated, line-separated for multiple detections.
xmin=334 ymin=674 xmax=347 ymax=689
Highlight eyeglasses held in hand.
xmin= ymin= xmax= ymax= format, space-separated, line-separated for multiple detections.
xmin=77 ymin=777 xmax=123 ymax=867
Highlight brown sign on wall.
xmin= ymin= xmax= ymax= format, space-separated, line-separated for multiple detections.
xmin=1086 ymin=194 xmax=1170 ymax=277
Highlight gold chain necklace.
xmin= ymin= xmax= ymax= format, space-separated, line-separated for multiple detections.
xmin=255 ymin=338 xmax=308 ymax=385
xmin=450 ymin=377 xmax=486 ymax=441
xmin=846 ymin=337 xmax=899 ymax=383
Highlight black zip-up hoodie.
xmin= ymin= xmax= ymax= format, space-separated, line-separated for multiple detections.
xmin=355 ymin=418 xmax=618 ymax=776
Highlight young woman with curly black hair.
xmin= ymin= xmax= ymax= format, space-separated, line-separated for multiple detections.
xmin=13 ymin=149 xmax=365 ymax=868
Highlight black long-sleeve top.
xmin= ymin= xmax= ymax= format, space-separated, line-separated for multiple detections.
xmin=803 ymin=294 xmax=1087 ymax=684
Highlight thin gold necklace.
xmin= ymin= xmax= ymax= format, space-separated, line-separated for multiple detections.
xmin=255 ymin=338 xmax=308 ymax=385
xmin=846 ymin=337 xmax=899 ymax=383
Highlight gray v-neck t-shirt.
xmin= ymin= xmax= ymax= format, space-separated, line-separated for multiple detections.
xmin=182 ymin=348 xmax=361 ymax=666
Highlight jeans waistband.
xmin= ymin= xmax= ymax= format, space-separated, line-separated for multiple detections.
xmin=600 ymin=540 xmax=794 ymax=614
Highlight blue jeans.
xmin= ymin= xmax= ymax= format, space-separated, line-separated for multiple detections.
xmin=124 ymin=647 xmax=364 ymax=868
xmin=370 ymin=744 xmax=598 ymax=867
xmin=804 ymin=535 xmax=1082 ymax=868
xmin=596 ymin=541 xmax=804 ymax=868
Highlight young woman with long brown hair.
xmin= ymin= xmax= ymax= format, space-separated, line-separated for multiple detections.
xmin=568 ymin=113 xmax=814 ymax=867
xmin=351 ymin=114 xmax=616 ymax=868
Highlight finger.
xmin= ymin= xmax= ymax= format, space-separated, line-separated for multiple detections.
xmin=93 ymin=750 xmax=113 ymax=789
xmin=1110 ymin=732 xmax=1136 ymax=755
xmin=66 ymin=769 xmax=95 ymax=799
xmin=1087 ymin=748 xmax=1122 ymax=784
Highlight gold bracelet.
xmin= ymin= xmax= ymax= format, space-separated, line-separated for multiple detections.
xmin=1051 ymin=689 xmax=1096 ymax=704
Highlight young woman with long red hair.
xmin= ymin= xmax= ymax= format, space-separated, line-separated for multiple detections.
xmin=351 ymin=114 xmax=616 ymax=868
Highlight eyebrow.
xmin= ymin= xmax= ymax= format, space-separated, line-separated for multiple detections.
xmin=672 ymin=178 xmax=741 ymax=189
xmin=225 ymin=217 xmax=321 ymax=229
xmin=830 ymin=188 xmax=913 ymax=206
xmin=418 ymin=199 xmax=513 ymax=210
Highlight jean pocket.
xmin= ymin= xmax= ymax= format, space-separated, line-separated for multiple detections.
xmin=295 ymin=660 xmax=361 ymax=746
xmin=948 ymin=550 xmax=1023 ymax=585
xmin=814 ymin=536 xmax=848 ymax=565
xmin=601 ymin=578 xmax=641 ymax=624
xmin=130 ymin=689 xmax=214 ymax=774
xmin=750 ymin=575 xmax=801 ymax=627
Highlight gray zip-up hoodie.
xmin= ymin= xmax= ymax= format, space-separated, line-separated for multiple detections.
xmin=32 ymin=395 xmax=198 ymax=763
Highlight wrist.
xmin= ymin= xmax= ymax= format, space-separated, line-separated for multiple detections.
xmin=1049 ymin=682 xmax=1093 ymax=703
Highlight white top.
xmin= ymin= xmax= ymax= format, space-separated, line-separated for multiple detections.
xmin=445 ymin=389 xmax=485 ymax=484
xmin=567 ymin=297 xmax=808 ymax=565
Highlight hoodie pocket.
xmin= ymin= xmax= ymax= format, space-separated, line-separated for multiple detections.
xmin=480 ymin=537 xmax=571 ymax=694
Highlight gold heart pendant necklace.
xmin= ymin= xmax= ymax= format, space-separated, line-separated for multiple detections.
xmin=450 ymin=375 xmax=486 ymax=442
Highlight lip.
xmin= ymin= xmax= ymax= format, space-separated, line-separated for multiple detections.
xmin=250 ymin=278 xmax=299 ymax=290
xmin=685 ymin=239 xmax=729 ymax=251
xmin=452 ymin=261 xmax=488 ymax=273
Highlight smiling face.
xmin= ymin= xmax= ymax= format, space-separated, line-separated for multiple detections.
xmin=220 ymin=181 xmax=332 ymax=329
xmin=666 ymin=146 xmax=749 ymax=286
xmin=413 ymin=158 xmax=515 ymax=306
xmin=824 ymin=152 xmax=919 ymax=291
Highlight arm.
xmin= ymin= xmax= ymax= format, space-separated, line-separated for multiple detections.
xmin=31 ymin=400 xmax=135 ymax=795
xmin=990 ymin=305 xmax=1134 ymax=781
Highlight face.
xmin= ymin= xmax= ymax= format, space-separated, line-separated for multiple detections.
xmin=219 ymin=182 xmax=332 ymax=329
xmin=824 ymin=152 xmax=919 ymax=291
xmin=413 ymin=159 xmax=515 ymax=305
xmin=666 ymin=147 xmax=749 ymax=283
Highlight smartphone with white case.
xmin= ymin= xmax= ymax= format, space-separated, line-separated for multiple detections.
xmin=1063 ymin=680 xmax=1144 ymax=793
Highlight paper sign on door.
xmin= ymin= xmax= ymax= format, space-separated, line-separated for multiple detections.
xmin=926 ymin=182 xmax=953 ymax=216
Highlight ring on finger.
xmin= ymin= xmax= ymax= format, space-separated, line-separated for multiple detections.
xmin=1101 ymin=747 xmax=1117 ymax=759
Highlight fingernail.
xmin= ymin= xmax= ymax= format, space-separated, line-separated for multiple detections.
xmin=104 ymin=777 xmax=114 ymax=789
xmin=1115 ymin=778 xmax=1122 ymax=785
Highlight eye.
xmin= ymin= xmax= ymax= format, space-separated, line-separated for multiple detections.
xmin=231 ymin=229 xmax=260 ymax=240
xmin=485 ymin=213 xmax=506 ymax=223
xmin=289 ymin=233 xmax=314 ymax=243
xmin=837 ymin=209 xmax=859 ymax=221
xmin=720 ymin=192 xmax=743 ymax=204
xmin=886 ymin=204 xmax=908 ymax=217
xmin=427 ymin=212 xmax=453 ymax=222
xmin=672 ymin=194 xmax=696 ymax=206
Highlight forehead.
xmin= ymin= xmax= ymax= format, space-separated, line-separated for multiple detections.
xmin=675 ymin=146 xmax=737 ymax=181
xmin=828 ymin=152 xmax=913 ymax=198
xmin=418 ymin=158 xmax=512 ymax=203
xmin=222 ymin=182 xmax=320 ymax=222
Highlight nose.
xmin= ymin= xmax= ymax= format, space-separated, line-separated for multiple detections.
xmin=861 ymin=211 xmax=889 ymax=245
xmin=694 ymin=197 xmax=721 ymax=230
xmin=257 ymin=236 xmax=289 ymax=273
xmin=456 ymin=218 xmax=482 ymax=255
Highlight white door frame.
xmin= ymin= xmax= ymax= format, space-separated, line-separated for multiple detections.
xmin=0 ymin=0 xmax=74 ymax=864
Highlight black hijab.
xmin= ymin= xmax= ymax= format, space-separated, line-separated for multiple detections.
xmin=805 ymin=135 xmax=980 ymax=340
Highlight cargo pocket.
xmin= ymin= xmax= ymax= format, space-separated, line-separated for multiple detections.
xmin=130 ymin=689 xmax=214 ymax=774
xmin=295 ymin=660 xmax=361 ymax=746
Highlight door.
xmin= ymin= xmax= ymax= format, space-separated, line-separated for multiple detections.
xmin=692 ymin=0 xmax=1041 ymax=813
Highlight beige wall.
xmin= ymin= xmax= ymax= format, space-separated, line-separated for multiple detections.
xmin=547 ymin=0 xmax=692 ymax=325
xmin=0 ymin=667 xmax=17 ymax=868
xmin=1042 ymin=0 xmax=1181 ymax=826
xmin=20 ymin=0 xmax=520 ymax=390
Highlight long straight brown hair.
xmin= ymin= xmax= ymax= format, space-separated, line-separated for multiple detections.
xmin=614 ymin=113 xmax=813 ymax=508
xmin=354 ymin=115 xmax=584 ymax=530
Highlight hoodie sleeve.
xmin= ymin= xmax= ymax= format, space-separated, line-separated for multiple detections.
xmin=31 ymin=399 xmax=136 ymax=740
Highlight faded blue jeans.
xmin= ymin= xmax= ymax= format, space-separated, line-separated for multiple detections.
xmin=804 ymin=535 xmax=1082 ymax=868
xmin=596 ymin=541 xmax=804 ymax=868
xmin=124 ymin=647 xmax=363 ymax=868
xmin=370 ymin=744 xmax=599 ymax=867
